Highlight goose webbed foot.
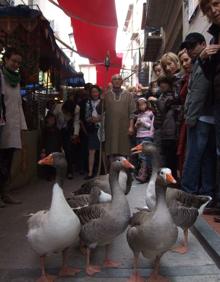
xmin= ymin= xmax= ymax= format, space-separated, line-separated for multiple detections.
xmin=103 ymin=259 xmax=121 ymax=268
xmin=147 ymin=256 xmax=170 ymax=281
xmin=86 ymin=264 xmax=101 ymax=276
xmin=127 ymin=272 xmax=145 ymax=282
xmin=59 ymin=266 xmax=80 ymax=277
xmin=37 ymin=256 xmax=56 ymax=282
xmin=171 ymin=244 xmax=188 ymax=254
xmin=36 ymin=274 xmax=56 ymax=282
xmin=103 ymin=244 xmax=120 ymax=268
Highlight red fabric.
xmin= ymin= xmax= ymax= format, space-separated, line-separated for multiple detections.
xmin=96 ymin=65 xmax=121 ymax=89
xmin=57 ymin=0 xmax=122 ymax=86
xmin=57 ymin=0 xmax=118 ymax=27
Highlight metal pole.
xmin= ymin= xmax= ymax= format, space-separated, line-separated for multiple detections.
xmin=97 ymin=51 xmax=110 ymax=176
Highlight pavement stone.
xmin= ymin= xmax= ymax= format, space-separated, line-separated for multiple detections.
xmin=0 ymin=176 xmax=220 ymax=281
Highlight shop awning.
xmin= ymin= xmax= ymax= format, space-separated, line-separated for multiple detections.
xmin=57 ymin=0 xmax=122 ymax=87
xmin=0 ymin=5 xmax=75 ymax=84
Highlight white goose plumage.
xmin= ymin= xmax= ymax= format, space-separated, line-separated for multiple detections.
xmin=27 ymin=152 xmax=81 ymax=281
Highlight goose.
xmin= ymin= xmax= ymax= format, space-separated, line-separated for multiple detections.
xmin=27 ymin=153 xmax=81 ymax=282
xmin=75 ymin=157 xmax=133 ymax=276
xmin=66 ymin=186 xmax=105 ymax=209
xmin=127 ymin=172 xmax=178 ymax=282
xmin=74 ymin=166 xmax=133 ymax=200
xmin=132 ymin=142 xmax=212 ymax=254
xmin=39 ymin=153 xmax=111 ymax=209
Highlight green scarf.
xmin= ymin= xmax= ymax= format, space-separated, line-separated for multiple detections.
xmin=2 ymin=66 xmax=20 ymax=87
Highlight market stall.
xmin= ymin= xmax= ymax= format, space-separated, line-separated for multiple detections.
xmin=0 ymin=5 xmax=84 ymax=189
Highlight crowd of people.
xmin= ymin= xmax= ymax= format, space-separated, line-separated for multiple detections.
xmin=0 ymin=0 xmax=220 ymax=224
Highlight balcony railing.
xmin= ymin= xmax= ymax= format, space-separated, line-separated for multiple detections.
xmin=143 ymin=28 xmax=163 ymax=62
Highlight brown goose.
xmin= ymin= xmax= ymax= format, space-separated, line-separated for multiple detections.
xmin=127 ymin=173 xmax=178 ymax=282
xmin=74 ymin=167 xmax=133 ymax=197
xmin=39 ymin=153 xmax=110 ymax=209
xmin=132 ymin=142 xmax=212 ymax=254
xmin=75 ymin=157 xmax=133 ymax=276
xmin=66 ymin=186 xmax=104 ymax=209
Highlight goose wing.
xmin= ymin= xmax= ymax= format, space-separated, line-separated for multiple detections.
xmin=27 ymin=210 xmax=48 ymax=230
xmin=74 ymin=203 xmax=110 ymax=225
xmin=169 ymin=204 xmax=198 ymax=229
xmin=67 ymin=194 xmax=91 ymax=209
xmin=129 ymin=210 xmax=151 ymax=227
xmin=167 ymin=188 xmax=211 ymax=210
xmin=75 ymin=175 xmax=110 ymax=195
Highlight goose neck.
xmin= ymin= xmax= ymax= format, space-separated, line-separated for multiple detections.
xmin=55 ymin=166 xmax=66 ymax=187
xmin=50 ymin=185 xmax=67 ymax=212
xmin=154 ymin=185 xmax=167 ymax=211
xmin=109 ymin=166 xmax=123 ymax=199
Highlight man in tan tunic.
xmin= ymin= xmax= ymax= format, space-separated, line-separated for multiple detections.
xmin=99 ymin=74 xmax=135 ymax=158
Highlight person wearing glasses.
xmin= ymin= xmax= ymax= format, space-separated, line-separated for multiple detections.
xmin=97 ymin=74 xmax=135 ymax=164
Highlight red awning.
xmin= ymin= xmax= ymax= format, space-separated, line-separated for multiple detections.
xmin=57 ymin=0 xmax=122 ymax=87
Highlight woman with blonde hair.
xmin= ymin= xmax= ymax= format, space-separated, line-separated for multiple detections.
xmin=160 ymin=52 xmax=182 ymax=98
xmin=177 ymin=49 xmax=192 ymax=176
xmin=161 ymin=52 xmax=181 ymax=75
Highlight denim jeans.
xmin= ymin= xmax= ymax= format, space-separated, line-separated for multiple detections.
xmin=181 ymin=121 xmax=216 ymax=196
xmin=136 ymin=137 xmax=153 ymax=167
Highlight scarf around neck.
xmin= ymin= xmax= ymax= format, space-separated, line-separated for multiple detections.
xmin=2 ymin=66 xmax=20 ymax=87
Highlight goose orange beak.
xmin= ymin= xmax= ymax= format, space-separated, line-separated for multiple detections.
xmin=122 ymin=159 xmax=135 ymax=169
xmin=38 ymin=154 xmax=54 ymax=166
xmin=131 ymin=144 xmax=143 ymax=154
xmin=166 ymin=173 xmax=176 ymax=184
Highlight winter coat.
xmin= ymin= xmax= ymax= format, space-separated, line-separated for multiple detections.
xmin=153 ymin=91 xmax=180 ymax=140
xmin=199 ymin=24 xmax=220 ymax=105
xmin=0 ymin=75 xmax=27 ymax=149
xmin=184 ymin=59 xmax=212 ymax=127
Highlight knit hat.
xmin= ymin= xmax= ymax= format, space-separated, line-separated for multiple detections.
xmin=137 ymin=97 xmax=147 ymax=103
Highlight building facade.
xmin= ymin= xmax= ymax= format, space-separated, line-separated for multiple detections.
xmin=142 ymin=0 xmax=183 ymax=63
xmin=121 ymin=0 xmax=146 ymax=87
xmin=183 ymin=0 xmax=211 ymax=41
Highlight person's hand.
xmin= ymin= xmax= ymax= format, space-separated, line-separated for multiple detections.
xmin=135 ymin=120 xmax=141 ymax=128
xmin=200 ymin=44 xmax=220 ymax=60
xmin=148 ymin=96 xmax=157 ymax=101
xmin=128 ymin=126 xmax=134 ymax=136
xmin=91 ymin=116 xmax=100 ymax=123
xmin=71 ymin=135 xmax=80 ymax=144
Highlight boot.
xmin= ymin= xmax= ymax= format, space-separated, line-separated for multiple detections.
xmin=0 ymin=197 xmax=6 ymax=208
xmin=2 ymin=193 xmax=22 ymax=205
xmin=136 ymin=162 xmax=148 ymax=183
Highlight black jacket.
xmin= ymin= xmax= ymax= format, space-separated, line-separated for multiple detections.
xmin=153 ymin=91 xmax=180 ymax=140
xmin=199 ymin=24 xmax=220 ymax=104
xmin=185 ymin=59 xmax=213 ymax=127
